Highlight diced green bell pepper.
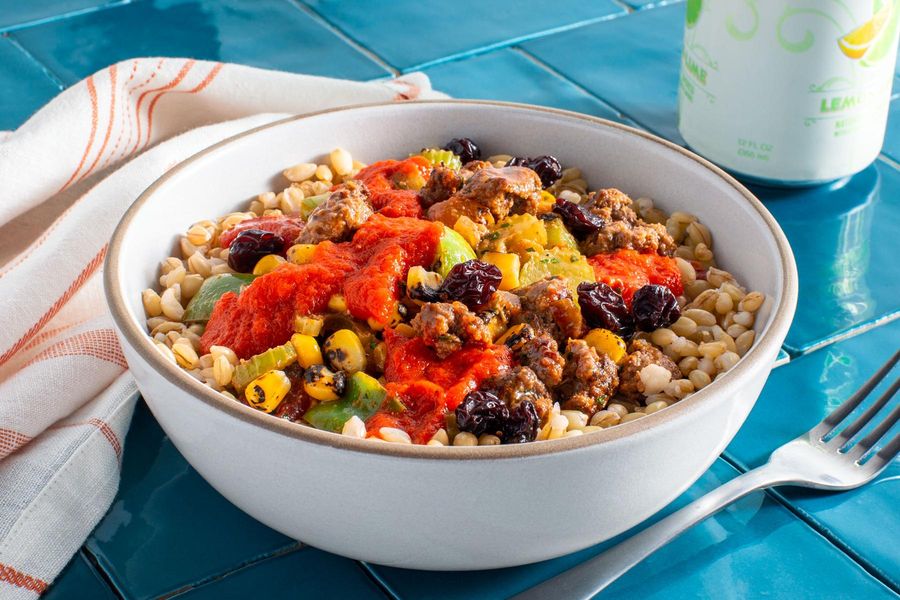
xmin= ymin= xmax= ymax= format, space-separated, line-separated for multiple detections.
xmin=433 ymin=226 xmax=476 ymax=277
xmin=183 ymin=273 xmax=257 ymax=323
xmin=303 ymin=372 xmax=387 ymax=432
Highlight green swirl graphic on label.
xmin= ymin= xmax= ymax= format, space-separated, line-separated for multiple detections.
xmin=777 ymin=6 xmax=842 ymax=53
xmin=726 ymin=0 xmax=759 ymax=40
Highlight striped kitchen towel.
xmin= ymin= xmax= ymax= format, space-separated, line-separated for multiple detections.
xmin=0 ymin=58 xmax=443 ymax=598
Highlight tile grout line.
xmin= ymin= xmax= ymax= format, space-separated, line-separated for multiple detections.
xmin=158 ymin=542 xmax=305 ymax=599
xmin=718 ymin=452 xmax=900 ymax=594
xmin=286 ymin=0 xmax=401 ymax=76
xmin=80 ymin=547 xmax=126 ymax=600
xmin=3 ymin=32 xmax=66 ymax=90
xmin=512 ymin=46 xmax=658 ymax=132
xmin=394 ymin=10 xmax=634 ymax=74
xmin=356 ymin=562 xmax=402 ymax=600
xmin=0 ymin=0 xmax=139 ymax=34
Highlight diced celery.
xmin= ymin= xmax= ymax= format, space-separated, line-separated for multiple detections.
xmin=433 ymin=226 xmax=476 ymax=277
xmin=233 ymin=341 xmax=297 ymax=390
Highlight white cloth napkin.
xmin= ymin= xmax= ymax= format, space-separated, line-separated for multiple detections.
xmin=0 ymin=58 xmax=443 ymax=598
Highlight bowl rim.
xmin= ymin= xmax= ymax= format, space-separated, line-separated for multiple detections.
xmin=105 ymin=99 xmax=797 ymax=461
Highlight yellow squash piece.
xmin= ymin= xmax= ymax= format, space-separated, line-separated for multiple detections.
xmin=518 ymin=247 xmax=595 ymax=294
xmin=479 ymin=213 xmax=547 ymax=260
xmin=584 ymin=328 xmax=627 ymax=364
xmin=480 ymin=251 xmax=520 ymax=291
xmin=245 ymin=370 xmax=291 ymax=413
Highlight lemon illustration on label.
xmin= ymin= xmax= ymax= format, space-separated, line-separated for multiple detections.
xmin=838 ymin=0 xmax=899 ymax=64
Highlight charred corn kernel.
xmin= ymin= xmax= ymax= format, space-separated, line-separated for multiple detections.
xmin=286 ymin=243 xmax=317 ymax=265
xmin=453 ymin=215 xmax=482 ymax=248
xmin=291 ymin=333 xmax=323 ymax=368
xmin=293 ymin=314 xmax=324 ymax=336
xmin=537 ymin=190 xmax=556 ymax=213
xmin=252 ymin=254 xmax=285 ymax=275
xmin=583 ymin=328 xmax=627 ymax=364
xmin=245 ymin=370 xmax=291 ymax=413
xmin=328 ymin=294 xmax=347 ymax=313
xmin=303 ymin=364 xmax=345 ymax=401
xmin=480 ymin=251 xmax=520 ymax=291
xmin=323 ymin=329 xmax=366 ymax=374
xmin=406 ymin=266 xmax=442 ymax=302
xmin=496 ymin=323 xmax=535 ymax=349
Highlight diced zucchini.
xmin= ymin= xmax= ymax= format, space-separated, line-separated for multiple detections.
xmin=433 ymin=226 xmax=476 ymax=277
xmin=303 ymin=372 xmax=387 ymax=432
xmin=417 ymin=148 xmax=462 ymax=170
xmin=232 ymin=341 xmax=297 ymax=391
xmin=544 ymin=216 xmax=579 ymax=250
xmin=183 ymin=273 xmax=257 ymax=323
xmin=300 ymin=193 xmax=329 ymax=220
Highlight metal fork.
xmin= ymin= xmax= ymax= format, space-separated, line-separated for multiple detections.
xmin=513 ymin=349 xmax=900 ymax=600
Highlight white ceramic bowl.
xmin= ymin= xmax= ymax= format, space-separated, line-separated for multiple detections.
xmin=106 ymin=101 xmax=797 ymax=570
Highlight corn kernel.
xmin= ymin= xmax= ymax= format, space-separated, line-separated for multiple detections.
xmin=287 ymin=243 xmax=317 ymax=265
xmin=291 ymin=333 xmax=324 ymax=368
xmin=496 ymin=323 xmax=534 ymax=349
xmin=406 ymin=266 xmax=442 ymax=302
xmin=480 ymin=251 xmax=520 ymax=291
xmin=245 ymin=370 xmax=291 ymax=413
xmin=303 ymin=364 xmax=345 ymax=401
xmin=253 ymin=254 xmax=286 ymax=275
xmin=328 ymin=294 xmax=347 ymax=313
xmin=537 ymin=190 xmax=556 ymax=213
xmin=323 ymin=329 xmax=366 ymax=374
xmin=293 ymin=314 xmax=324 ymax=336
xmin=583 ymin=328 xmax=627 ymax=364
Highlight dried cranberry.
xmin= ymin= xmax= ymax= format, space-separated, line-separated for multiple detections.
xmin=552 ymin=198 xmax=605 ymax=237
xmin=503 ymin=400 xmax=539 ymax=443
xmin=438 ymin=260 xmax=502 ymax=309
xmin=443 ymin=138 xmax=481 ymax=164
xmin=506 ymin=155 xmax=562 ymax=187
xmin=227 ymin=229 xmax=286 ymax=273
xmin=632 ymin=284 xmax=681 ymax=332
xmin=456 ymin=390 xmax=509 ymax=437
xmin=577 ymin=282 xmax=634 ymax=338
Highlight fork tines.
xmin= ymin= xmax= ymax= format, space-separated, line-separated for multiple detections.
xmin=813 ymin=349 xmax=900 ymax=465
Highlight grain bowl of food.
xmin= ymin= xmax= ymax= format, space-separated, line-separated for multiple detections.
xmin=105 ymin=101 xmax=796 ymax=570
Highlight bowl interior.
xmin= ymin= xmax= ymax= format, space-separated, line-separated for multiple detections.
xmin=109 ymin=100 xmax=795 ymax=455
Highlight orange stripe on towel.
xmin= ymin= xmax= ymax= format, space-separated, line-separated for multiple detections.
xmin=132 ymin=59 xmax=195 ymax=154
xmin=0 ymin=563 xmax=48 ymax=594
xmin=82 ymin=64 xmax=118 ymax=180
xmin=0 ymin=245 xmax=107 ymax=368
xmin=58 ymin=75 xmax=99 ymax=192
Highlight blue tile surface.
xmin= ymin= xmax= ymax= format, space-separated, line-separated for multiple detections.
xmin=726 ymin=319 xmax=900 ymax=589
xmin=86 ymin=401 xmax=297 ymax=600
xmin=174 ymin=547 xmax=387 ymax=599
xmin=366 ymin=459 xmax=895 ymax=600
xmin=10 ymin=0 xmax=388 ymax=85
xmin=421 ymin=48 xmax=628 ymax=124
xmin=882 ymin=97 xmax=900 ymax=164
xmin=0 ymin=37 xmax=62 ymax=130
xmin=522 ymin=2 xmax=686 ymax=143
xmin=301 ymin=0 xmax=626 ymax=71
xmin=9 ymin=0 xmax=900 ymax=598
xmin=749 ymin=162 xmax=900 ymax=354
xmin=0 ymin=0 xmax=118 ymax=30
xmin=44 ymin=552 xmax=117 ymax=600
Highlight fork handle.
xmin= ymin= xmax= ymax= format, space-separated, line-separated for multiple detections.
xmin=511 ymin=462 xmax=795 ymax=600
